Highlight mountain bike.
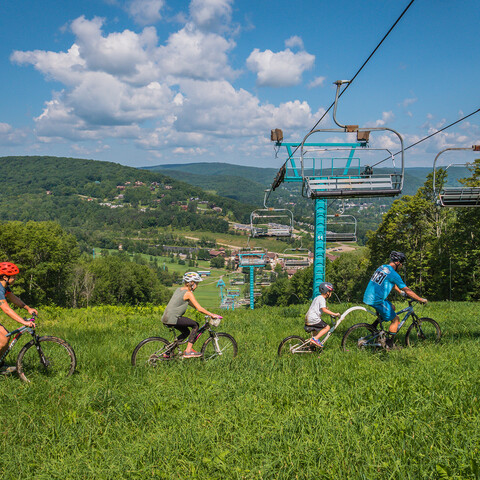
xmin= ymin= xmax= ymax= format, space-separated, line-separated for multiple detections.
xmin=341 ymin=299 xmax=441 ymax=351
xmin=278 ymin=306 xmax=367 ymax=356
xmin=131 ymin=315 xmax=237 ymax=366
xmin=1 ymin=315 xmax=77 ymax=382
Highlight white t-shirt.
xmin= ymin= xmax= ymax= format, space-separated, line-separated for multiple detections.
xmin=305 ymin=295 xmax=327 ymax=325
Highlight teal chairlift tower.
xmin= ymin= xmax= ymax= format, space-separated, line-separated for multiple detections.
xmin=238 ymin=250 xmax=267 ymax=309
xmin=271 ymin=80 xmax=405 ymax=297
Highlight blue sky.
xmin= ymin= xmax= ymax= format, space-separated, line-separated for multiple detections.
xmin=1 ymin=0 xmax=479 ymax=169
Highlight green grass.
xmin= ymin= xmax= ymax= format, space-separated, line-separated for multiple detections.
xmin=1 ymin=302 xmax=479 ymax=479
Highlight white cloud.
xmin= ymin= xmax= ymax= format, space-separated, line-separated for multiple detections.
xmin=0 ymin=123 xmax=29 ymax=146
xmin=308 ymin=76 xmax=326 ymax=88
xmin=128 ymin=0 xmax=165 ymax=25
xmin=366 ymin=111 xmax=395 ymax=128
xmin=401 ymin=97 xmax=417 ymax=108
xmin=10 ymin=12 xmax=323 ymax=162
xmin=246 ymin=47 xmax=315 ymax=87
xmin=157 ymin=23 xmax=237 ymax=81
xmin=11 ymin=44 xmax=86 ymax=86
xmin=71 ymin=16 xmax=156 ymax=77
xmin=285 ymin=36 xmax=304 ymax=50
xmin=189 ymin=0 xmax=233 ymax=32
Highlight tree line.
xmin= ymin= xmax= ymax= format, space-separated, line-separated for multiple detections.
xmin=0 ymin=221 xmax=171 ymax=307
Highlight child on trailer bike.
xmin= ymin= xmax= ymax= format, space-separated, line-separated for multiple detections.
xmin=363 ymin=251 xmax=427 ymax=349
xmin=0 ymin=262 xmax=38 ymax=374
xmin=305 ymin=282 xmax=340 ymax=348
xmin=161 ymin=272 xmax=221 ymax=358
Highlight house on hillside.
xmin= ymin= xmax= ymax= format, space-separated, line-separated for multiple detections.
xmin=209 ymin=249 xmax=225 ymax=258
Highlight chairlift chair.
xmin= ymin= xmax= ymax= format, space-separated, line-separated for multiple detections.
xmin=250 ymin=209 xmax=294 ymax=237
xmin=238 ymin=250 xmax=268 ymax=267
xmin=326 ymin=214 xmax=357 ymax=242
xmin=282 ymin=247 xmax=310 ymax=268
xmin=250 ymin=190 xmax=294 ymax=237
xmin=299 ymin=80 xmax=405 ymax=200
xmin=433 ymin=146 xmax=480 ymax=207
xmin=230 ymin=274 xmax=245 ymax=285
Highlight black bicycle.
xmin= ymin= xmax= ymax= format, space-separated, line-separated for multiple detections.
xmin=1 ymin=315 xmax=77 ymax=382
xmin=341 ymin=299 xmax=441 ymax=351
xmin=131 ymin=315 xmax=237 ymax=366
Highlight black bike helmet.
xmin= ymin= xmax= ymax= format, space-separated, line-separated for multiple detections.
xmin=319 ymin=282 xmax=334 ymax=294
xmin=390 ymin=251 xmax=407 ymax=264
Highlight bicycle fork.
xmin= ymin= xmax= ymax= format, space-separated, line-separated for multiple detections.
xmin=212 ymin=334 xmax=222 ymax=355
xmin=34 ymin=339 xmax=50 ymax=368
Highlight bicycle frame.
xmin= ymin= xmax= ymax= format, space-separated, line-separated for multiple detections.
xmin=362 ymin=300 xmax=420 ymax=347
xmin=321 ymin=306 xmax=367 ymax=345
xmin=164 ymin=317 xmax=223 ymax=354
xmin=375 ymin=302 xmax=416 ymax=333
xmin=1 ymin=325 xmax=33 ymax=364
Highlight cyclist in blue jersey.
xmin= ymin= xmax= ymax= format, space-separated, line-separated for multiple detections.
xmin=363 ymin=251 xmax=427 ymax=349
xmin=0 ymin=262 xmax=37 ymax=373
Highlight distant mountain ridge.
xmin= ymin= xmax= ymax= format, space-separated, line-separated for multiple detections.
xmin=143 ymin=162 xmax=448 ymax=200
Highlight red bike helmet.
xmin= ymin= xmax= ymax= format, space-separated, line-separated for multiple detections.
xmin=0 ymin=262 xmax=20 ymax=276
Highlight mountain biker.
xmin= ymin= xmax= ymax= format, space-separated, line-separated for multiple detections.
xmin=363 ymin=251 xmax=427 ymax=349
xmin=0 ymin=262 xmax=37 ymax=373
xmin=306 ymin=282 xmax=340 ymax=348
xmin=161 ymin=272 xmax=221 ymax=358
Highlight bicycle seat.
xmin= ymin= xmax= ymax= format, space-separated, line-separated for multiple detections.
xmin=304 ymin=325 xmax=320 ymax=333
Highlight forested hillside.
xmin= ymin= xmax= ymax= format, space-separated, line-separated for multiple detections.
xmin=0 ymin=156 xmax=257 ymax=248
xmin=0 ymin=156 xmax=258 ymax=307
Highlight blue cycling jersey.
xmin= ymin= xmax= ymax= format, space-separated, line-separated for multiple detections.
xmin=363 ymin=264 xmax=406 ymax=305
xmin=0 ymin=283 xmax=11 ymax=302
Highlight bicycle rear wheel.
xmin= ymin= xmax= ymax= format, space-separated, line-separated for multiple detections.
xmin=277 ymin=336 xmax=312 ymax=356
xmin=16 ymin=336 xmax=77 ymax=383
xmin=341 ymin=323 xmax=379 ymax=352
xmin=405 ymin=318 xmax=441 ymax=347
xmin=131 ymin=337 xmax=174 ymax=367
xmin=201 ymin=333 xmax=237 ymax=361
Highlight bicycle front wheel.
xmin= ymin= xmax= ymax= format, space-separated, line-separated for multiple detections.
xmin=131 ymin=337 xmax=173 ymax=367
xmin=16 ymin=336 xmax=77 ymax=383
xmin=277 ymin=336 xmax=312 ymax=356
xmin=201 ymin=333 xmax=237 ymax=361
xmin=341 ymin=323 xmax=379 ymax=352
xmin=405 ymin=318 xmax=441 ymax=347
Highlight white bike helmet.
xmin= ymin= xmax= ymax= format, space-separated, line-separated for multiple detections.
xmin=183 ymin=272 xmax=203 ymax=283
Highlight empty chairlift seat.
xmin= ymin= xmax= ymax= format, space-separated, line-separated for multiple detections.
xmin=238 ymin=251 xmax=268 ymax=267
xmin=433 ymin=146 xmax=480 ymax=207
xmin=250 ymin=208 xmax=294 ymax=237
xmin=326 ymin=214 xmax=357 ymax=242
xmin=305 ymin=173 xmax=402 ymax=199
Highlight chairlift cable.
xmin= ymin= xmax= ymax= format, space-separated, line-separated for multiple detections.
xmin=268 ymin=0 xmax=417 ymax=196
xmin=370 ymin=107 xmax=480 ymax=168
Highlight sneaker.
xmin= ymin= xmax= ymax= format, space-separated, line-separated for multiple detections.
xmin=310 ymin=338 xmax=324 ymax=348
xmin=0 ymin=365 xmax=17 ymax=375
xmin=182 ymin=350 xmax=202 ymax=358
xmin=385 ymin=338 xmax=402 ymax=351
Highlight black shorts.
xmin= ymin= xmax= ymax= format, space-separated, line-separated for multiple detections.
xmin=306 ymin=320 xmax=328 ymax=330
